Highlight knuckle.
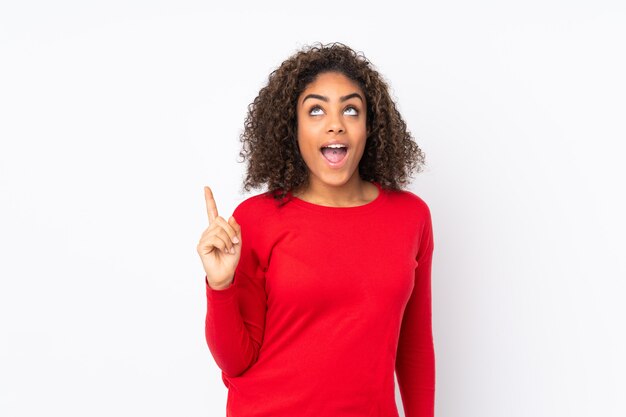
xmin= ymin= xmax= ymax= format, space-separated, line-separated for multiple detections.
xmin=216 ymin=216 xmax=233 ymax=232
xmin=216 ymin=222 xmax=230 ymax=234
xmin=219 ymin=229 xmax=231 ymax=241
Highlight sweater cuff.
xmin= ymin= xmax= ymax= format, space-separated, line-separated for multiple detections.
xmin=205 ymin=275 xmax=236 ymax=302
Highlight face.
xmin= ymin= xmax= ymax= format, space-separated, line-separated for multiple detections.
xmin=296 ymin=71 xmax=368 ymax=190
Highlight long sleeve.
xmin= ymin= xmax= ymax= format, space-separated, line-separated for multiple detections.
xmin=204 ymin=206 xmax=268 ymax=379
xmin=395 ymin=205 xmax=435 ymax=417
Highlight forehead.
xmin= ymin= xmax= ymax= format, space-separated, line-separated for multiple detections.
xmin=300 ymin=72 xmax=364 ymax=97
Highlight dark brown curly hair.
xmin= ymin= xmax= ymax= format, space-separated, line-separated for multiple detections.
xmin=238 ymin=41 xmax=426 ymax=205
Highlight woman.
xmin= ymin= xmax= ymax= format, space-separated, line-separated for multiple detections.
xmin=197 ymin=42 xmax=435 ymax=417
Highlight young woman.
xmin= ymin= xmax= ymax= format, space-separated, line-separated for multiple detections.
xmin=197 ymin=42 xmax=435 ymax=417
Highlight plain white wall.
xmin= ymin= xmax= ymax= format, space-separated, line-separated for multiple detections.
xmin=1 ymin=1 xmax=624 ymax=416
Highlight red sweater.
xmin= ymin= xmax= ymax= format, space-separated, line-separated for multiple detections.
xmin=205 ymin=181 xmax=435 ymax=417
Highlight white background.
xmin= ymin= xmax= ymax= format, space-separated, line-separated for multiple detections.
xmin=1 ymin=1 xmax=625 ymax=416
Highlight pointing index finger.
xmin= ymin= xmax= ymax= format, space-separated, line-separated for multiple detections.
xmin=204 ymin=186 xmax=218 ymax=224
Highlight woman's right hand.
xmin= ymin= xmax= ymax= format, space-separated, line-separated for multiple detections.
xmin=197 ymin=186 xmax=242 ymax=290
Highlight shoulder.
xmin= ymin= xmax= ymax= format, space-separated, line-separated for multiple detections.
xmin=386 ymin=188 xmax=434 ymax=253
xmin=384 ymin=186 xmax=432 ymax=219
xmin=232 ymin=189 xmax=282 ymax=223
xmin=231 ymin=190 xmax=285 ymax=259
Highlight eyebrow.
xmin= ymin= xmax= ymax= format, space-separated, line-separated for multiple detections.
xmin=302 ymin=92 xmax=364 ymax=104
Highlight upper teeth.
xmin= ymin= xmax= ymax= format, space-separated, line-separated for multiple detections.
xmin=325 ymin=144 xmax=346 ymax=148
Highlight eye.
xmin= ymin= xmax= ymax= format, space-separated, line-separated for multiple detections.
xmin=344 ymin=106 xmax=358 ymax=116
xmin=309 ymin=105 xmax=324 ymax=116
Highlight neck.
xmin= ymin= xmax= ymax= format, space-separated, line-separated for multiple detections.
xmin=292 ymin=174 xmax=375 ymax=207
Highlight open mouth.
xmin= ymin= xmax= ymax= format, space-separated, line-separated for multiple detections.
xmin=320 ymin=145 xmax=348 ymax=166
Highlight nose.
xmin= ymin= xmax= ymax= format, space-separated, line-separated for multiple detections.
xmin=326 ymin=113 xmax=345 ymax=134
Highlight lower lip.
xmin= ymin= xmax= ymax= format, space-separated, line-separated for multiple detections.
xmin=320 ymin=148 xmax=349 ymax=168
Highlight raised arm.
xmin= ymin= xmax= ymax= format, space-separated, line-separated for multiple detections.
xmin=198 ymin=187 xmax=267 ymax=378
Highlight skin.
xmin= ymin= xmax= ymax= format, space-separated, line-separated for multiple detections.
xmin=291 ymin=71 xmax=379 ymax=207
xmin=198 ymin=186 xmax=242 ymax=290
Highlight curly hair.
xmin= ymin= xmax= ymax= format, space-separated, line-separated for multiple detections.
xmin=238 ymin=41 xmax=426 ymax=206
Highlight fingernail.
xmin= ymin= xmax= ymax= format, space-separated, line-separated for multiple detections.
xmin=230 ymin=247 xmax=235 ymax=254
xmin=232 ymin=236 xmax=240 ymax=244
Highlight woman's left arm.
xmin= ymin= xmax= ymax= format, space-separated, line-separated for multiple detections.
xmin=395 ymin=204 xmax=435 ymax=417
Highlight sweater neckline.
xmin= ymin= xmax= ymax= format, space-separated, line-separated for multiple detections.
xmin=286 ymin=181 xmax=386 ymax=214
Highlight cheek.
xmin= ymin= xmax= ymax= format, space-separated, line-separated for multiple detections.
xmin=352 ymin=139 xmax=368 ymax=163
xmin=353 ymin=145 xmax=367 ymax=162
xmin=296 ymin=123 xmax=319 ymax=149
xmin=295 ymin=132 xmax=316 ymax=162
